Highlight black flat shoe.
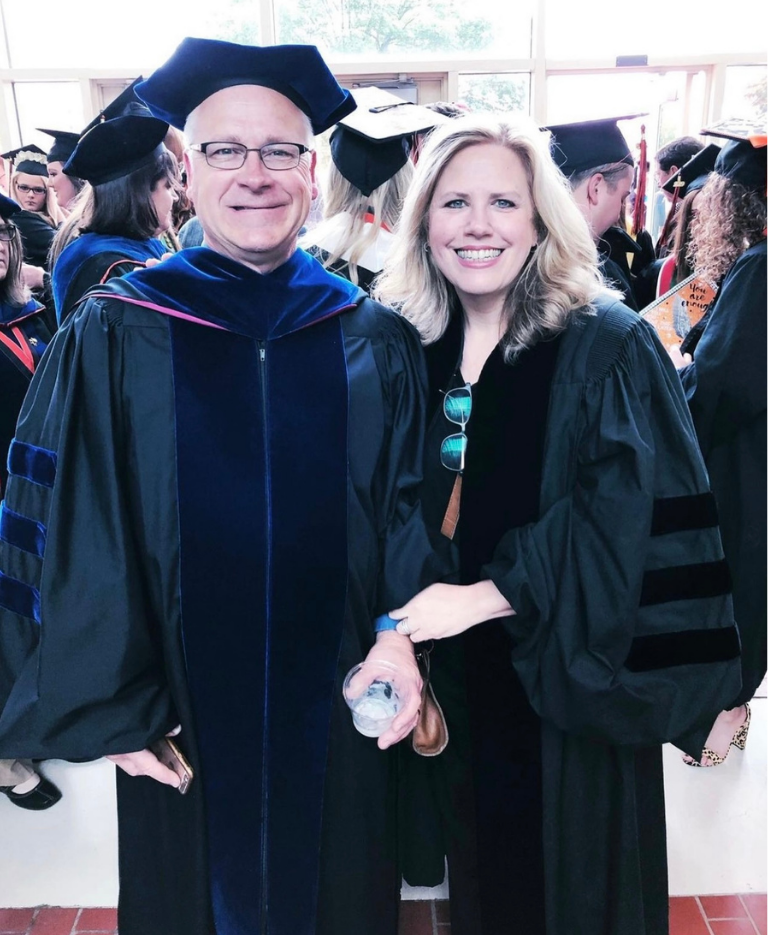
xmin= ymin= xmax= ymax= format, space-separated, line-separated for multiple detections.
xmin=0 ymin=776 xmax=63 ymax=810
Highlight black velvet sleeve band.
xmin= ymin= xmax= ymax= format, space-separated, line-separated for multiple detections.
xmin=651 ymin=492 xmax=719 ymax=536
xmin=625 ymin=625 xmax=741 ymax=672
xmin=640 ymin=559 xmax=731 ymax=606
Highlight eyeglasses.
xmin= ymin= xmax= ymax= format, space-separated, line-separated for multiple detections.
xmin=189 ymin=141 xmax=312 ymax=171
xmin=440 ymin=383 xmax=472 ymax=473
xmin=16 ymin=183 xmax=47 ymax=195
xmin=0 ymin=223 xmax=17 ymax=241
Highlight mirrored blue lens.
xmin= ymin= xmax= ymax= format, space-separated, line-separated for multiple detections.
xmin=443 ymin=387 xmax=472 ymax=426
xmin=440 ymin=433 xmax=467 ymax=472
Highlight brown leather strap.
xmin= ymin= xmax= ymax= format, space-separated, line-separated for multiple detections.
xmin=440 ymin=474 xmax=462 ymax=540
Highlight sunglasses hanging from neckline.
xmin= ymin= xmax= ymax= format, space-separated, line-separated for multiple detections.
xmin=440 ymin=382 xmax=472 ymax=540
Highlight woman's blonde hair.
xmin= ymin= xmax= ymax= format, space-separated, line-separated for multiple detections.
xmin=304 ymin=157 xmax=414 ymax=286
xmin=375 ymin=114 xmax=612 ymax=358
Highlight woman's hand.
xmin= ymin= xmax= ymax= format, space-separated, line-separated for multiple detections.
xmin=107 ymin=725 xmax=182 ymax=788
xmin=389 ymin=581 xmax=514 ymax=643
xmin=362 ymin=632 xmax=423 ymax=750
xmin=668 ymin=344 xmax=692 ymax=369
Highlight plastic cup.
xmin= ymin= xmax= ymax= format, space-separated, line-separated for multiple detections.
xmin=343 ymin=660 xmax=401 ymax=738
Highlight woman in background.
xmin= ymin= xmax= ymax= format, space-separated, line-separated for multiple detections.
xmin=3 ymin=146 xmax=64 ymax=272
xmin=50 ymin=114 xmax=178 ymax=324
xmin=0 ymin=191 xmax=60 ymax=811
xmin=670 ymin=134 xmax=766 ymax=767
xmin=303 ymin=88 xmax=446 ymax=292
xmin=39 ymin=128 xmax=86 ymax=216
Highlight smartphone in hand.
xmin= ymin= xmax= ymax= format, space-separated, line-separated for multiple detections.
xmin=150 ymin=737 xmax=194 ymax=794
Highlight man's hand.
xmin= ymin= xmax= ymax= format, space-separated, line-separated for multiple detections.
xmin=362 ymin=632 xmax=422 ymax=751
xmin=144 ymin=252 xmax=174 ymax=268
xmin=107 ymin=725 xmax=183 ymax=787
xmin=389 ymin=581 xmax=514 ymax=643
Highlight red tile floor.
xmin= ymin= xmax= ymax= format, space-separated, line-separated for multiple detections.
xmin=1 ymin=896 xmax=765 ymax=935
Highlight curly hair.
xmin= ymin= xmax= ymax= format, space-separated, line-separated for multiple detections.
xmin=687 ymin=173 xmax=767 ymax=285
xmin=374 ymin=114 xmax=615 ymax=359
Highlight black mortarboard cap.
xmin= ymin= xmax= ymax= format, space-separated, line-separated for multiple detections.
xmin=329 ymin=87 xmax=447 ymax=196
xmin=330 ymin=126 xmax=409 ymax=197
xmin=663 ymin=143 xmax=720 ymax=197
xmin=81 ymin=77 xmax=149 ymax=136
xmin=37 ymin=128 xmax=81 ymax=164
xmin=545 ymin=116 xmax=641 ymax=177
xmin=714 ymin=139 xmax=767 ymax=192
xmin=1 ymin=144 xmax=49 ymax=177
xmin=701 ymin=120 xmax=767 ymax=192
xmin=134 ymin=38 xmax=356 ymax=135
xmin=63 ymin=114 xmax=169 ymax=185
xmin=0 ymin=192 xmax=21 ymax=220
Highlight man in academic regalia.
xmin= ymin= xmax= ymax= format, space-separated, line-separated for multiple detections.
xmin=0 ymin=38 xmax=437 ymax=935
xmin=546 ymin=116 xmax=642 ymax=309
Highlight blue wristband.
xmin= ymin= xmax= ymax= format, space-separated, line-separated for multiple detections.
xmin=374 ymin=614 xmax=399 ymax=633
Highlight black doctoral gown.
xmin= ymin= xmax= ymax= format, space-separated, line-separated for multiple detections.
xmin=679 ymin=239 xmax=767 ymax=705
xmin=0 ymin=246 xmax=439 ymax=935
xmin=400 ymin=299 xmax=741 ymax=935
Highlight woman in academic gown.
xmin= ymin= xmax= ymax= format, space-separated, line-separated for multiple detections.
xmin=376 ymin=115 xmax=741 ymax=935
xmin=302 ymin=87 xmax=447 ymax=294
xmin=4 ymin=147 xmax=64 ymax=271
xmin=670 ymin=135 xmax=766 ymax=766
xmin=302 ymin=109 xmax=415 ymax=293
xmin=0 ymin=191 xmax=60 ymax=811
xmin=50 ymin=114 xmax=178 ymax=324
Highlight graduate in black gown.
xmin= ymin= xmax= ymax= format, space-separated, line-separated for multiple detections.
xmin=669 ymin=131 xmax=766 ymax=766
xmin=303 ymin=87 xmax=446 ymax=293
xmin=0 ymin=191 xmax=61 ymax=811
xmin=546 ymin=116 xmax=642 ymax=309
xmin=1 ymin=145 xmax=62 ymax=272
xmin=50 ymin=114 xmax=177 ymax=324
xmin=0 ymin=39 xmax=437 ymax=935
xmin=376 ymin=114 xmax=741 ymax=935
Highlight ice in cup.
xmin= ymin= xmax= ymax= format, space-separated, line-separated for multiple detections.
xmin=343 ymin=660 xmax=400 ymax=737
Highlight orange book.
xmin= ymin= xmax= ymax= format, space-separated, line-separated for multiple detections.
xmin=641 ymin=272 xmax=716 ymax=347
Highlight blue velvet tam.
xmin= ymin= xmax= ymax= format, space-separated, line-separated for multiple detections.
xmin=135 ymin=37 xmax=356 ymax=134
xmin=544 ymin=115 xmax=642 ymax=177
xmin=37 ymin=128 xmax=81 ymax=164
xmin=663 ymin=143 xmax=720 ymax=198
xmin=0 ymin=144 xmax=49 ymax=177
xmin=0 ymin=192 xmax=21 ymax=220
xmin=64 ymin=115 xmax=169 ymax=185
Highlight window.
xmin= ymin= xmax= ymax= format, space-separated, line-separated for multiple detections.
xmin=275 ymin=0 xmax=533 ymax=59
xmin=723 ymin=66 xmax=767 ymax=121
xmin=458 ymin=74 xmax=530 ymax=114
xmin=13 ymin=82 xmax=83 ymax=150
